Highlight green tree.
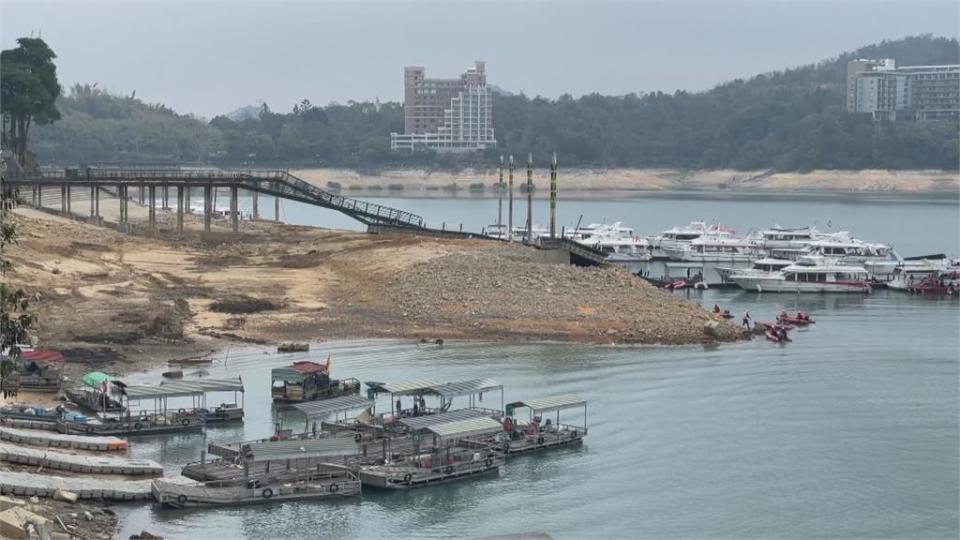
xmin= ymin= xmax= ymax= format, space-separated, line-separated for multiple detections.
xmin=0 ymin=186 xmax=38 ymax=390
xmin=1 ymin=38 xmax=62 ymax=167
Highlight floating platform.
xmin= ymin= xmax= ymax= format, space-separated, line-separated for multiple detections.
xmin=359 ymin=455 xmax=503 ymax=489
xmin=0 ymin=442 xmax=161 ymax=476
xmin=0 ymin=426 xmax=127 ymax=451
xmin=0 ymin=471 xmax=159 ymax=501
xmin=153 ymin=467 xmax=360 ymax=508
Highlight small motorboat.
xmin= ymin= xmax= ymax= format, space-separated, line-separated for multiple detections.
xmin=777 ymin=312 xmax=815 ymax=326
xmin=720 ymin=310 xmax=733 ymax=319
xmin=765 ymin=330 xmax=792 ymax=343
xmin=278 ymin=343 xmax=310 ymax=353
xmin=162 ymin=370 xmax=184 ymax=379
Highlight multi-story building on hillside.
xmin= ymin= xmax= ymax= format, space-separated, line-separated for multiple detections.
xmin=847 ymin=59 xmax=960 ymax=121
xmin=391 ymin=61 xmax=496 ymax=153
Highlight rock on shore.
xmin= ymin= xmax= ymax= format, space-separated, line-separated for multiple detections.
xmin=388 ymin=248 xmax=744 ymax=345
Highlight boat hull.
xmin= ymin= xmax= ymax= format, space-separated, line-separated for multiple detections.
xmin=732 ymin=276 xmax=870 ymax=293
xmin=359 ymin=456 xmax=504 ymax=489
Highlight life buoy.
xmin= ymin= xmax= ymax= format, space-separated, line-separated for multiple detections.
xmin=262 ymin=488 xmax=273 ymax=499
xmin=571 ymin=430 xmax=579 ymax=439
xmin=134 ymin=422 xmax=143 ymax=430
xmin=354 ymin=433 xmax=362 ymax=443
xmin=443 ymin=466 xmax=454 ymax=474
xmin=329 ymin=483 xmax=339 ymax=493
xmin=537 ymin=436 xmax=545 ymax=445
xmin=181 ymin=419 xmax=190 ymax=427
xmin=403 ymin=473 xmax=413 ymax=484
xmin=484 ymin=458 xmax=493 ymax=467
xmin=176 ymin=494 xmax=187 ymax=505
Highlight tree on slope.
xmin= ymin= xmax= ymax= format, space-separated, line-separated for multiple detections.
xmin=1 ymin=37 xmax=61 ymax=167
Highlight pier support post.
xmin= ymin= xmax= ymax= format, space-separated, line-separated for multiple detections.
xmin=90 ymin=185 xmax=96 ymax=217
xmin=148 ymin=185 xmax=156 ymax=232
xmin=525 ymin=153 xmax=533 ymax=244
xmin=37 ymin=186 xmax=42 ymax=208
xmin=139 ymin=184 xmax=145 ymax=205
xmin=549 ymin=152 xmax=558 ymax=239
xmin=176 ymin=186 xmax=184 ymax=234
xmin=507 ymin=156 xmax=514 ymax=242
xmin=251 ymin=190 xmax=259 ymax=220
xmin=184 ymin=186 xmax=191 ymax=213
xmin=95 ymin=185 xmax=100 ymax=218
xmin=230 ymin=186 xmax=239 ymax=233
xmin=60 ymin=185 xmax=67 ymax=213
xmin=162 ymin=184 xmax=169 ymax=210
xmin=203 ymin=185 xmax=212 ymax=233
xmin=497 ymin=156 xmax=504 ymax=231
xmin=274 ymin=182 xmax=280 ymax=222
xmin=31 ymin=186 xmax=37 ymax=206
xmin=119 ymin=185 xmax=127 ymax=224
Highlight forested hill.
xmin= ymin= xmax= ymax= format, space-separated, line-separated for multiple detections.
xmin=30 ymin=35 xmax=960 ymax=171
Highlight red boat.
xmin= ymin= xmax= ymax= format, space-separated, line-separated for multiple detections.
xmin=777 ymin=312 xmax=815 ymax=326
xmin=765 ymin=330 xmax=791 ymax=343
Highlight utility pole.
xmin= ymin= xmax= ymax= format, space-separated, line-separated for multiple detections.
xmin=497 ymin=156 xmax=504 ymax=233
xmin=525 ymin=153 xmax=533 ymax=244
xmin=549 ymin=152 xmax=558 ymax=239
xmin=507 ymin=155 xmax=514 ymax=242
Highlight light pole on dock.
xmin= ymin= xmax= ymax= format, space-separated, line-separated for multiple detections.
xmin=549 ymin=152 xmax=558 ymax=239
xmin=507 ymin=155 xmax=514 ymax=242
xmin=497 ymin=156 xmax=504 ymax=231
xmin=525 ymin=153 xmax=533 ymax=244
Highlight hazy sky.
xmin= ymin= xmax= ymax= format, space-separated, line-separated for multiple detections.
xmin=2 ymin=0 xmax=958 ymax=118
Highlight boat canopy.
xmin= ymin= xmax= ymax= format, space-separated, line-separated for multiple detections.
xmin=291 ymin=394 xmax=374 ymax=419
xmin=366 ymin=379 xmax=440 ymax=396
xmin=399 ymin=408 xmax=488 ymax=431
xmin=425 ymin=417 xmax=503 ymax=439
xmin=272 ymin=361 xmax=326 ymax=383
xmin=122 ymin=382 xmax=204 ymax=400
xmin=508 ymin=394 xmax=586 ymax=414
xmin=20 ymin=350 xmax=65 ymax=364
xmin=244 ymin=436 xmax=359 ymax=461
xmin=82 ymin=371 xmax=117 ymax=388
xmin=171 ymin=377 xmax=244 ymax=393
xmin=428 ymin=378 xmax=502 ymax=399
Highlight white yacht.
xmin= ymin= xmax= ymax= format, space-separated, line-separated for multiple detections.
xmin=752 ymin=225 xmax=821 ymax=250
xmin=716 ymin=257 xmax=793 ymax=282
xmin=576 ymin=222 xmax=651 ymax=262
xmin=662 ymin=234 xmax=757 ymax=262
xmin=804 ymin=236 xmax=895 ymax=264
xmin=731 ymin=256 xmax=871 ymax=293
xmin=484 ymin=223 xmax=509 ymax=240
xmin=648 ymin=221 xmax=737 ymax=258
xmin=886 ymin=258 xmax=960 ymax=290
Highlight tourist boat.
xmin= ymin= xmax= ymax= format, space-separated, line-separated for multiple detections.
xmin=647 ymin=221 xmax=736 ymax=258
xmin=750 ymin=225 xmax=823 ymax=251
xmin=730 ymin=256 xmax=871 ymax=293
xmin=483 ymin=223 xmax=509 ymax=240
xmin=271 ymin=360 xmax=361 ymax=403
xmin=496 ymin=395 xmax=587 ymax=455
xmin=902 ymin=269 xmax=960 ymax=295
xmin=277 ymin=342 xmax=309 ymax=353
xmin=803 ymin=236 xmax=896 ymax=265
xmin=153 ymin=465 xmax=360 ymax=508
xmin=716 ymin=257 xmax=793 ymax=282
xmin=357 ymin=416 xmax=505 ymax=489
xmin=4 ymin=350 xmax=64 ymax=393
xmin=663 ymin=234 xmax=758 ymax=263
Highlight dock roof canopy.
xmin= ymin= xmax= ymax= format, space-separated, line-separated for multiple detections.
xmin=428 ymin=378 xmax=502 ymax=399
xmin=82 ymin=371 xmax=117 ymax=388
xmin=170 ymin=377 xmax=244 ymax=393
xmin=425 ymin=417 xmax=503 ymax=439
xmin=123 ymin=382 xmax=204 ymax=400
xmin=366 ymin=379 xmax=440 ymax=396
xmin=272 ymin=361 xmax=326 ymax=383
xmin=508 ymin=395 xmax=586 ymax=414
xmin=399 ymin=408 xmax=488 ymax=431
xmin=291 ymin=394 xmax=374 ymax=419
xmin=244 ymin=436 xmax=359 ymax=461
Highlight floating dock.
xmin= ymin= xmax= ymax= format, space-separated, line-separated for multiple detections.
xmin=0 ymin=426 xmax=128 ymax=451
xmin=0 ymin=471 xmax=160 ymax=501
xmin=0 ymin=443 xmax=161 ymax=476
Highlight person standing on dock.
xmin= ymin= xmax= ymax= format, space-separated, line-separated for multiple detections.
xmin=396 ymin=397 xmax=402 ymax=416
xmin=741 ymin=312 xmax=752 ymax=328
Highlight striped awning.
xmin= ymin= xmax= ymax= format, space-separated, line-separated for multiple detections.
xmin=123 ymin=382 xmax=203 ymax=400
xmin=367 ymin=379 xmax=439 ymax=396
xmin=509 ymin=395 xmax=586 ymax=414
xmin=425 ymin=417 xmax=503 ymax=439
xmin=179 ymin=377 xmax=244 ymax=393
xmin=291 ymin=394 xmax=374 ymax=419
xmin=399 ymin=408 xmax=489 ymax=431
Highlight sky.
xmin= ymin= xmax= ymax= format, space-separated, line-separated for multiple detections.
xmin=1 ymin=0 xmax=958 ymax=118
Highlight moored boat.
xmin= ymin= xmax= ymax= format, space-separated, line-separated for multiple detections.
xmin=271 ymin=360 xmax=360 ymax=403
xmin=496 ymin=395 xmax=587 ymax=455
xmin=731 ymin=256 xmax=871 ymax=293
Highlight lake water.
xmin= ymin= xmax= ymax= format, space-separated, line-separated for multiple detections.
xmin=114 ymin=193 xmax=957 ymax=539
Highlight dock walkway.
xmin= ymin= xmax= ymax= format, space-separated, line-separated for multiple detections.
xmin=0 ymin=471 xmax=160 ymax=500
xmin=0 ymin=443 xmax=161 ymax=476
xmin=0 ymin=426 xmax=128 ymax=451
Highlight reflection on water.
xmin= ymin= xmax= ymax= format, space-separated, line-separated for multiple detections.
xmin=115 ymin=289 xmax=959 ymax=539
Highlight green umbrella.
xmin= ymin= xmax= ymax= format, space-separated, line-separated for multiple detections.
xmin=81 ymin=371 xmax=116 ymax=389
